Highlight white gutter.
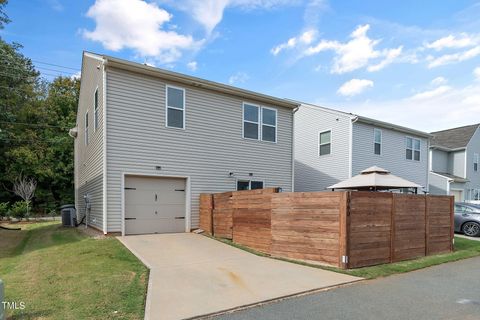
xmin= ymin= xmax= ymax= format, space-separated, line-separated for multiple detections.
xmin=291 ymin=106 xmax=300 ymax=192
xmin=102 ymin=58 xmax=108 ymax=235
xmin=349 ymin=116 xmax=359 ymax=178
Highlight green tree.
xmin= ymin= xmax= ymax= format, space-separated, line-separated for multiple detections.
xmin=0 ymin=0 xmax=10 ymax=29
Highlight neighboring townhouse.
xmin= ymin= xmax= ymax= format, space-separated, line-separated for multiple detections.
xmin=294 ymin=103 xmax=431 ymax=192
xmin=72 ymin=52 xmax=299 ymax=235
xmin=429 ymin=123 xmax=480 ymax=202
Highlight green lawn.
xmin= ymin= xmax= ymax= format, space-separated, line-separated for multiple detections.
xmin=214 ymin=235 xmax=480 ymax=279
xmin=0 ymin=222 xmax=148 ymax=320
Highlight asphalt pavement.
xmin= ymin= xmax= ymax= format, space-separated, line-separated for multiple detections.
xmin=212 ymin=256 xmax=480 ymax=320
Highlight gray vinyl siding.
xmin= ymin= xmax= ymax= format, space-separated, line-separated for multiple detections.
xmin=448 ymin=150 xmax=466 ymax=178
xmin=465 ymin=127 xmax=480 ymax=199
xmin=294 ymin=105 xmax=351 ymax=191
xmin=428 ymin=172 xmax=449 ymax=195
xmin=75 ymin=54 xmax=104 ymax=230
xmin=352 ymin=121 xmax=429 ymax=189
xmin=105 ymin=67 xmax=293 ymax=232
xmin=431 ymin=149 xmax=448 ymax=173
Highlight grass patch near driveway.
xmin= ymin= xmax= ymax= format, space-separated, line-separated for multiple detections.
xmin=212 ymin=236 xmax=480 ymax=280
xmin=0 ymin=222 xmax=148 ymax=320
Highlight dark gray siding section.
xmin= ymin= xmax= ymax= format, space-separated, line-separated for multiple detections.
xmin=75 ymin=54 xmax=104 ymax=230
xmin=105 ymin=67 xmax=293 ymax=232
xmin=465 ymin=127 xmax=480 ymax=200
xmin=431 ymin=149 xmax=448 ymax=173
xmin=294 ymin=105 xmax=351 ymax=191
xmin=352 ymin=121 xmax=429 ymax=189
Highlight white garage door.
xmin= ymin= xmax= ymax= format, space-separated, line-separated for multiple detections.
xmin=125 ymin=176 xmax=186 ymax=235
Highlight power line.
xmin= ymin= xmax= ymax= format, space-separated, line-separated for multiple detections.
xmin=32 ymin=60 xmax=79 ymax=71
xmin=0 ymin=121 xmax=73 ymax=129
xmin=0 ymin=63 xmax=78 ymax=76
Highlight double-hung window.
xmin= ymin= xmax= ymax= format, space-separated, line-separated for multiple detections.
xmin=374 ymin=128 xmax=382 ymax=155
xmin=84 ymin=112 xmax=89 ymax=146
xmin=94 ymin=88 xmax=99 ymax=131
xmin=474 ymin=153 xmax=479 ymax=172
xmin=406 ymin=137 xmax=420 ymax=161
xmin=166 ymin=86 xmax=185 ymax=129
xmin=243 ymin=103 xmax=277 ymax=142
xmin=237 ymin=179 xmax=264 ymax=191
xmin=319 ymin=130 xmax=331 ymax=156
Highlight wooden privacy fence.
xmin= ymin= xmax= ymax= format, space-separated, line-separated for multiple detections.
xmin=200 ymin=189 xmax=454 ymax=269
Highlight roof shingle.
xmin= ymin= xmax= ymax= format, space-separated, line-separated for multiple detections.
xmin=431 ymin=123 xmax=479 ymax=150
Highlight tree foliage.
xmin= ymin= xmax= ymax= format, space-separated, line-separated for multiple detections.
xmin=0 ymin=8 xmax=79 ymax=213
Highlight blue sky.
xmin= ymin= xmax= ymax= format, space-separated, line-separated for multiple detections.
xmin=2 ymin=0 xmax=480 ymax=131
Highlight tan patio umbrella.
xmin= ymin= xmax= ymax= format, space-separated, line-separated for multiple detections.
xmin=327 ymin=166 xmax=423 ymax=193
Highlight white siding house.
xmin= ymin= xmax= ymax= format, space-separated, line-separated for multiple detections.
xmin=74 ymin=52 xmax=299 ymax=235
xmin=429 ymin=124 xmax=480 ymax=202
xmin=294 ymin=103 xmax=431 ymax=192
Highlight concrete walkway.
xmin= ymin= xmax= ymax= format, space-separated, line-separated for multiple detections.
xmin=118 ymin=233 xmax=361 ymax=320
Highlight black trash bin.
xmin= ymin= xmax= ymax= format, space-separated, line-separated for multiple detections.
xmin=60 ymin=204 xmax=76 ymax=227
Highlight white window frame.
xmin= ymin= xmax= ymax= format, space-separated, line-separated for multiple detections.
xmin=236 ymin=179 xmax=265 ymax=191
xmin=374 ymin=128 xmax=382 ymax=155
xmin=318 ymin=129 xmax=332 ymax=156
xmin=94 ymin=87 xmax=99 ymax=132
xmin=406 ymin=136 xmax=421 ymax=161
xmin=84 ymin=111 xmax=89 ymax=146
xmin=242 ymin=102 xmax=260 ymax=140
xmin=165 ymin=85 xmax=186 ymax=130
xmin=261 ymin=106 xmax=277 ymax=143
xmin=474 ymin=153 xmax=479 ymax=172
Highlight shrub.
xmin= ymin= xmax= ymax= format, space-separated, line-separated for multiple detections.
xmin=0 ymin=202 xmax=9 ymax=220
xmin=11 ymin=201 xmax=28 ymax=221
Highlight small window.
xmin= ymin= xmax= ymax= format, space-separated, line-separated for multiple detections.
xmin=84 ymin=111 xmax=89 ymax=146
xmin=243 ymin=103 xmax=259 ymax=140
xmin=474 ymin=153 xmax=479 ymax=172
xmin=406 ymin=137 xmax=420 ymax=161
xmin=374 ymin=128 xmax=382 ymax=155
xmin=166 ymin=86 xmax=185 ymax=129
xmin=237 ymin=180 xmax=264 ymax=191
xmin=94 ymin=88 xmax=99 ymax=131
xmin=261 ymin=108 xmax=277 ymax=142
xmin=319 ymin=130 xmax=331 ymax=156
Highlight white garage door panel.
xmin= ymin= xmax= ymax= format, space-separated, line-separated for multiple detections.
xmin=125 ymin=176 xmax=186 ymax=235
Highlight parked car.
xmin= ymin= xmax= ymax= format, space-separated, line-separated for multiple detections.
xmin=454 ymin=203 xmax=480 ymax=237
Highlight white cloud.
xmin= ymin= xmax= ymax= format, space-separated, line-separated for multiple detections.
xmin=228 ymin=71 xmax=249 ymax=85
xmin=430 ymin=76 xmax=447 ymax=86
xmin=187 ymin=61 xmax=198 ymax=71
xmin=70 ymin=71 xmax=81 ymax=80
xmin=338 ymin=82 xmax=480 ymax=132
xmin=410 ymin=85 xmax=451 ymax=100
xmin=300 ymin=24 xmax=402 ymax=74
xmin=427 ymin=45 xmax=480 ymax=68
xmin=82 ymin=0 xmax=203 ymax=64
xmin=337 ymin=79 xmax=374 ymax=96
xmin=271 ymin=29 xmax=316 ymax=55
xmin=367 ymin=46 xmax=403 ymax=72
xmin=159 ymin=0 xmax=298 ymax=34
xmin=473 ymin=66 xmax=480 ymax=80
xmin=425 ymin=34 xmax=475 ymax=51
xmin=48 ymin=0 xmax=64 ymax=11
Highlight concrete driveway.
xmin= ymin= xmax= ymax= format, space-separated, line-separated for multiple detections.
xmin=118 ymin=233 xmax=361 ymax=320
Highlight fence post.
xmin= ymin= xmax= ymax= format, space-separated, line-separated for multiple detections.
xmin=425 ymin=195 xmax=430 ymax=256
xmin=390 ymin=193 xmax=395 ymax=263
xmin=338 ymin=191 xmax=350 ymax=269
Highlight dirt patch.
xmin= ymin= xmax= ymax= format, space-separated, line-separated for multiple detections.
xmin=77 ymin=225 xmax=106 ymax=239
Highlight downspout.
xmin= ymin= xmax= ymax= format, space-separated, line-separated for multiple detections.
xmin=349 ymin=116 xmax=359 ymax=178
xmin=102 ymin=58 xmax=108 ymax=234
xmin=426 ymin=138 xmax=431 ymax=194
xmin=291 ymin=106 xmax=300 ymax=192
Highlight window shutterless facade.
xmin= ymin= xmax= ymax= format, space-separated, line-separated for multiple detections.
xmin=474 ymin=153 xmax=479 ymax=172
xmin=406 ymin=137 xmax=420 ymax=161
xmin=374 ymin=128 xmax=382 ymax=155
xmin=242 ymin=103 xmax=277 ymax=142
xmin=94 ymin=88 xmax=99 ymax=131
xmin=319 ymin=130 xmax=331 ymax=156
xmin=236 ymin=179 xmax=264 ymax=191
xmin=84 ymin=111 xmax=89 ymax=146
xmin=166 ymin=85 xmax=185 ymax=129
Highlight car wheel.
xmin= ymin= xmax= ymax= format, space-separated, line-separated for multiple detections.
xmin=462 ymin=222 xmax=480 ymax=237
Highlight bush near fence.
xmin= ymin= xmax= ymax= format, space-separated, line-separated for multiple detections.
xmin=200 ymin=189 xmax=454 ymax=269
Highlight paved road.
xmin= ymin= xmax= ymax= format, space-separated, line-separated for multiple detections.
xmin=213 ymin=257 xmax=480 ymax=320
